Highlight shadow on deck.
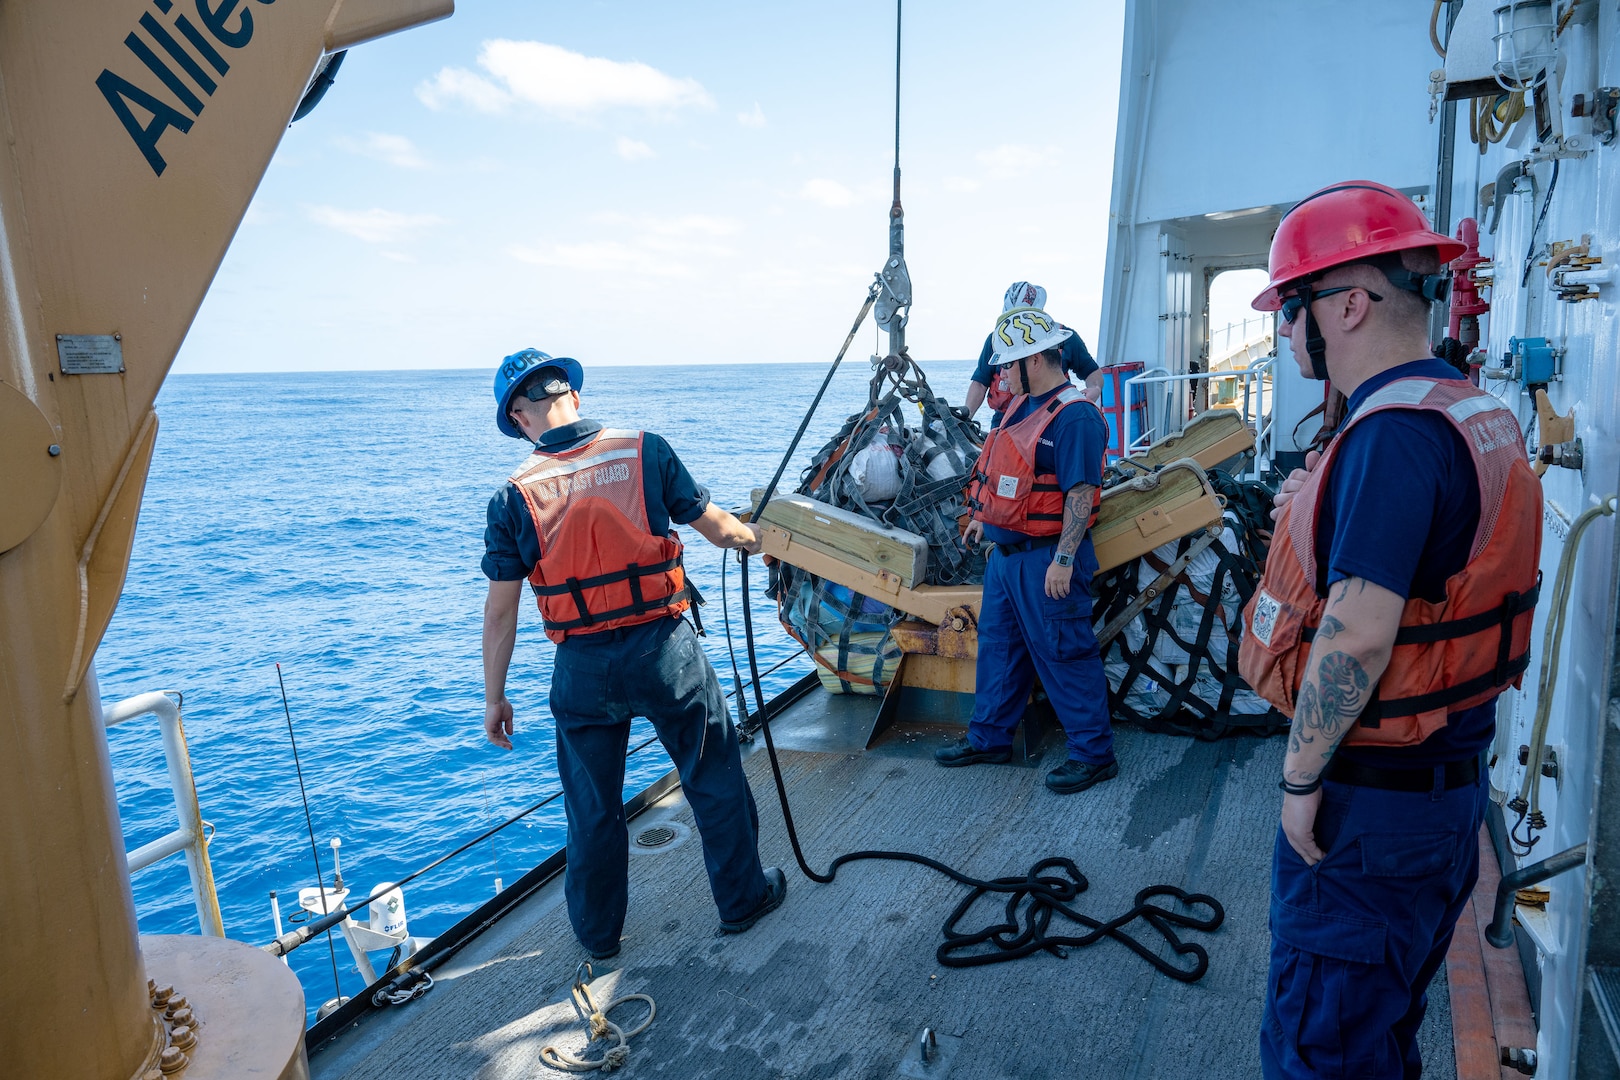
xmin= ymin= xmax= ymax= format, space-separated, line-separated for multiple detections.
xmin=310 ymin=691 xmax=1455 ymax=1079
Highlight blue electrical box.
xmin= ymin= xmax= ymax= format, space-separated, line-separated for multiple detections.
xmin=1509 ymin=336 xmax=1557 ymax=386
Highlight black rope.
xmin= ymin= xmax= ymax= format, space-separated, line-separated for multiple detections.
xmin=1521 ymin=157 xmax=1559 ymax=287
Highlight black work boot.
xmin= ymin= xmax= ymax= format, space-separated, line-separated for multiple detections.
xmin=934 ymin=736 xmax=1012 ymax=768
xmin=720 ymin=867 xmax=787 ymax=934
xmin=1045 ymin=758 xmax=1119 ymax=795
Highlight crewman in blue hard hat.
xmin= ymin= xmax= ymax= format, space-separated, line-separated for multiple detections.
xmin=937 ymin=308 xmax=1117 ymax=794
xmin=963 ymin=282 xmax=1104 ymax=425
xmin=479 ymin=348 xmax=786 ymax=960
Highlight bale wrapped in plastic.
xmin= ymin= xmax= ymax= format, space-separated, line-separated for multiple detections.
xmin=1090 ymin=470 xmax=1285 ymax=740
xmin=798 ymin=357 xmax=985 ymax=588
xmin=775 ymin=566 xmax=902 ymax=695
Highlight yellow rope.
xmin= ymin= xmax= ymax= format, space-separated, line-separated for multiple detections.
xmin=539 ymin=964 xmax=656 ymax=1074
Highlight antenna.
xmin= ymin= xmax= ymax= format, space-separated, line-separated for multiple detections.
xmin=276 ymin=663 xmax=345 ymax=1005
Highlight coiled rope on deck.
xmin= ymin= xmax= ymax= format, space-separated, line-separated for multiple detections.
xmin=540 ymin=960 xmax=657 ymax=1073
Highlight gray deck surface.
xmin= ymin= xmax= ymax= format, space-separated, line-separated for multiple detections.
xmin=311 ymin=692 xmax=1456 ymax=1079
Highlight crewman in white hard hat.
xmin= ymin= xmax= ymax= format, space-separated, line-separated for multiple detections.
xmin=963 ymin=281 xmax=1104 ymax=424
xmin=937 ymin=307 xmax=1118 ymax=795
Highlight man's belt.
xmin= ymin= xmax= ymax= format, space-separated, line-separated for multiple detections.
xmin=995 ymin=535 xmax=1059 ymax=555
xmin=1325 ymin=754 xmax=1481 ymax=792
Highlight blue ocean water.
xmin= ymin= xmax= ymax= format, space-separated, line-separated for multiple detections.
xmin=98 ymin=359 xmax=975 ymax=1022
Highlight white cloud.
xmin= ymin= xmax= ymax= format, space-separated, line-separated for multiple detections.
xmin=975 ymin=143 xmax=1063 ymax=181
xmin=417 ymin=40 xmax=714 ymax=120
xmin=335 ymin=132 xmax=428 ymax=169
xmin=591 ymin=212 xmax=741 ymax=238
xmin=511 ymin=214 xmax=744 ymax=278
xmin=416 ymin=67 xmax=511 ymax=113
xmin=509 ymin=240 xmax=693 ymax=278
xmin=615 ymin=136 xmax=656 ymax=161
xmin=799 ymin=178 xmax=854 ymax=208
xmin=943 ymin=176 xmax=981 ymax=193
xmin=305 ymin=206 xmax=446 ymax=244
xmin=737 ymin=102 xmax=767 ymax=128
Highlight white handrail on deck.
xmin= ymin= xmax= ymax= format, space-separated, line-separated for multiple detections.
xmin=104 ymin=691 xmax=225 ymax=937
xmin=1125 ymin=355 xmax=1275 ymax=481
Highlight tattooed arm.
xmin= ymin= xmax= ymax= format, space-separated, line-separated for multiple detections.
xmin=1280 ymin=575 xmax=1406 ymax=864
xmin=1044 ymin=483 xmax=1097 ymax=599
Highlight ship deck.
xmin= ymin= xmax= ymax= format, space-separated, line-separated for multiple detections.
xmin=308 ymin=691 xmax=1457 ymax=1079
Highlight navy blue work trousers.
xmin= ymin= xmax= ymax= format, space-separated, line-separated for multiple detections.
xmin=967 ymin=542 xmax=1115 ymax=766
xmin=1261 ymin=770 xmax=1489 ymax=1078
xmin=549 ymin=616 xmax=768 ymax=954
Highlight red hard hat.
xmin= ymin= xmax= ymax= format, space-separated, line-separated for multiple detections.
xmin=1252 ymin=181 xmax=1467 ymax=311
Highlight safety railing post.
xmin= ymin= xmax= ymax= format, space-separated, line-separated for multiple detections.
xmin=104 ymin=691 xmax=225 ymax=937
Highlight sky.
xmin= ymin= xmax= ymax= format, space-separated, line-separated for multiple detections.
xmin=177 ymin=0 xmax=1129 ymax=373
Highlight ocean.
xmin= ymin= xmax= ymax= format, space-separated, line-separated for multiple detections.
xmin=99 ymin=358 xmax=977 ymax=1021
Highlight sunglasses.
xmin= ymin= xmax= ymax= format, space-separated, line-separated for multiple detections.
xmin=1278 ymin=286 xmax=1382 ymax=325
xmin=516 ymin=372 xmax=573 ymax=402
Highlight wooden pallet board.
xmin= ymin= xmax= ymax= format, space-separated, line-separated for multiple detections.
xmin=1123 ymin=409 xmax=1255 ymax=473
xmin=1093 ymin=459 xmax=1224 ymax=572
xmin=752 ymin=490 xmax=929 ymax=588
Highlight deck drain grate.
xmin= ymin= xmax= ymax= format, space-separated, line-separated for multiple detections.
xmin=635 ymin=825 xmax=677 ymax=849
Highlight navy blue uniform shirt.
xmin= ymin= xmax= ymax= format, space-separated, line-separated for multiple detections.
xmin=980 ymin=387 xmax=1107 ymax=548
xmin=972 ymin=329 xmax=1098 ymax=389
xmin=482 ymin=420 xmax=711 ymax=582
xmin=1317 ymin=358 xmax=1494 ymax=769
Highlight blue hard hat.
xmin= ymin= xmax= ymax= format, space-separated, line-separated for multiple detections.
xmin=493 ymin=348 xmax=583 ymax=438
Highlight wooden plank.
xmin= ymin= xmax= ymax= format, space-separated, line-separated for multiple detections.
xmin=753 ymin=490 xmax=928 ymax=588
xmin=1446 ymin=856 xmax=1503 ymax=1079
xmin=758 ymin=524 xmax=979 ymax=624
xmin=1123 ymin=409 xmax=1255 ymax=473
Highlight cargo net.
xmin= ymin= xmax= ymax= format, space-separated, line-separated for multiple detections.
xmin=1090 ymin=469 xmax=1287 ymax=739
xmin=772 ymin=354 xmax=984 ymax=695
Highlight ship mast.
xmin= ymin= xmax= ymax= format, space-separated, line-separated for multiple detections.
xmin=873 ymin=0 xmax=912 ymax=359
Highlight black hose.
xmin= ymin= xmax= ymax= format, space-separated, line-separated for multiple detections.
xmin=738 ymin=556 xmax=1223 ymax=977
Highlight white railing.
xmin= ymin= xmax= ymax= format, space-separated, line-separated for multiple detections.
xmin=1125 ymin=354 xmax=1276 ymax=481
xmin=104 ymin=691 xmax=225 ymax=937
xmin=1207 ymin=316 xmax=1273 ymax=361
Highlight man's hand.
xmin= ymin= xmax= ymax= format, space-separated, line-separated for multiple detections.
xmin=741 ymin=522 xmax=763 ymax=555
xmin=963 ymin=519 xmax=985 ymax=546
xmin=1271 ymin=449 xmax=1322 ymax=522
xmin=1281 ymin=789 xmax=1325 ymax=865
xmin=1045 ymin=558 xmax=1075 ymax=599
xmin=484 ymin=698 xmax=514 ymax=750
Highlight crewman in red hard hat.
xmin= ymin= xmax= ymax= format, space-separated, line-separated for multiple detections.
xmin=1238 ymin=182 xmax=1542 ymax=1077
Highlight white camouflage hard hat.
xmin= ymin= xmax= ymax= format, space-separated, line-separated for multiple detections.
xmin=988 ymin=306 xmax=1072 ymax=367
xmin=1003 ymin=281 xmax=1047 ymax=311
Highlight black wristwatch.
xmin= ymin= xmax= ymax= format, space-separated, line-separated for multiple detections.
xmin=1054 ymin=551 xmax=1074 ymax=567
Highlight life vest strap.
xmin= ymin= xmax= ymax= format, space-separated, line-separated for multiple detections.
xmin=1357 ymin=653 xmax=1531 ymax=726
xmin=1300 ymin=581 xmax=1539 ymax=647
xmin=531 ymin=556 xmax=683 ymax=597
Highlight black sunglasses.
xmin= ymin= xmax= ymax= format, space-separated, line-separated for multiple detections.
xmin=516 ymin=370 xmax=572 ymax=402
xmin=1279 ymin=285 xmax=1382 ymax=325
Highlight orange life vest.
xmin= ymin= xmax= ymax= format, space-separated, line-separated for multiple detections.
xmin=510 ymin=428 xmax=690 ymax=644
xmin=1238 ymin=377 xmax=1542 ymax=747
xmin=966 ymin=386 xmax=1102 ymax=537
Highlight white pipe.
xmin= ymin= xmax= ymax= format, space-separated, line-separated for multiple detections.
xmin=104 ymin=691 xmax=225 ymax=937
xmin=270 ymin=891 xmax=289 ymax=966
